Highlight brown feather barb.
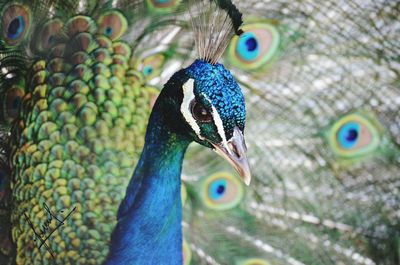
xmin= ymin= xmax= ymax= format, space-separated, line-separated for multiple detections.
xmin=189 ymin=0 xmax=243 ymax=64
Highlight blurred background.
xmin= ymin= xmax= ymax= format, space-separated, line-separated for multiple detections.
xmin=174 ymin=1 xmax=400 ymax=264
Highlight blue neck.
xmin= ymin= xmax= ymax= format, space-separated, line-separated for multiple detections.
xmin=106 ymin=105 xmax=190 ymax=264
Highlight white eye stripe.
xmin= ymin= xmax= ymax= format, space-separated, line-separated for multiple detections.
xmin=181 ymin=79 xmax=204 ymax=139
xmin=202 ymin=94 xmax=229 ymax=148
xmin=181 ymin=80 xmax=229 ymax=145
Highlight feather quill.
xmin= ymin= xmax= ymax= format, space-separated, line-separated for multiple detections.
xmin=189 ymin=0 xmax=243 ymax=64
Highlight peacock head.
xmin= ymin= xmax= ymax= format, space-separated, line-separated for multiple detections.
xmin=160 ymin=59 xmax=250 ymax=185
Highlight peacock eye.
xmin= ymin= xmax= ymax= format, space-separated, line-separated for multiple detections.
xmin=200 ymin=172 xmax=244 ymax=210
xmin=140 ymin=53 xmax=166 ymax=81
xmin=190 ymin=100 xmax=212 ymax=123
xmin=2 ymin=4 xmax=31 ymax=45
xmin=227 ymin=22 xmax=280 ymax=70
xmin=337 ymin=122 xmax=360 ymax=149
xmin=8 ymin=17 xmax=23 ymax=38
xmin=97 ymin=10 xmax=128 ymax=41
xmin=327 ymin=113 xmax=381 ymax=158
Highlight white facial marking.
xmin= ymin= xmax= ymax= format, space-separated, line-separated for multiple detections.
xmin=181 ymin=79 xmax=204 ymax=139
xmin=202 ymin=95 xmax=231 ymax=153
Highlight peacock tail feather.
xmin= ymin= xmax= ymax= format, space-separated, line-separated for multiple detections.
xmin=182 ymin=1 xmax=400 ymax=264
xmin=0 ymin=0 xmax=399 ymax=265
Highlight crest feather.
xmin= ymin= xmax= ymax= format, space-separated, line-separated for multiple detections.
xmin=189 ymin=0 xmax=243 ymax=64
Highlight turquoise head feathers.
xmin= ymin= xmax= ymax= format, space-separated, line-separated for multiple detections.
xmin=151 ymin=0 xmax=250 ymax=184
xmin=176 ymin=0 xmax=250 ymax=184
xmin=185 ymin=60 xmax=246 ymax=143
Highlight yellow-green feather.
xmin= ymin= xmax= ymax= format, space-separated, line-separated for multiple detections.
xmin=7 ymin=12 xmax=153 ymax=265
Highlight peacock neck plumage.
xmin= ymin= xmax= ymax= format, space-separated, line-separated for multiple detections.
xmin=106 ymin=90 xmax=190 ymax=265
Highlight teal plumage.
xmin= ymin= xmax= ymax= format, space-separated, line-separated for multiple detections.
xmin=0 ymin=0 xmax=399 ymax=265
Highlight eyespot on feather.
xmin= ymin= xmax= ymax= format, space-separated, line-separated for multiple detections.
xmin=227 ymin=22 xmax=280 ymax=70
xmin=1 ymin=4 xmax=31 ymax=45
xmin=200 ymin=172 xmax=244 ymax=210
xmin=139 ymin=53 xmax=166 ymax=81
xmin=146 ymin=0 xmax=181 ymax=13
xmin=97 ymin=10 xmax=127 ymax=41
xmin=328 ymin=113 xmax=381 ymax=158
xmin=36 ymin=19 xmax=63 ymax=51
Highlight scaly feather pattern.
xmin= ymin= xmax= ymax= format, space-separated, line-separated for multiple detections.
xmin=0 ymin=0 xmax=399 ymax=265
xmin=0 ymin=1 xmax=174 ymax=264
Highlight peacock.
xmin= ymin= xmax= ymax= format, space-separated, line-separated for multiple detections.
xmin=0 ymin=0 xmax=399 ymax=265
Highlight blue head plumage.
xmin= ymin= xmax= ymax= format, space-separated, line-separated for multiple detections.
xmin=185 ymin=60 xmax=246 ymax=141
xmin=161 ymin=59 xmax=251 ymax=185
xmin=107 ymin=1 xmax=249 ymax=264
xmin=151 ymin=58 xmax=250 ymax=184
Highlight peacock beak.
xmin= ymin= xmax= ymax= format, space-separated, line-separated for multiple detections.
xmin=208 ymin=127 xmax=251 ymax=185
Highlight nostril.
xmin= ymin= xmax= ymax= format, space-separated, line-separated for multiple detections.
xmin=228 ymin=142 xmax=240 ymax=158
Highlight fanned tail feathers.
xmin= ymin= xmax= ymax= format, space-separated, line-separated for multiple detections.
xmin=182 ymin=0 xmax=399 ymax=264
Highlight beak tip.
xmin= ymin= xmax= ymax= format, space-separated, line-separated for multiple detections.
xmin=243 ymin=174 xmax=251 ymax=186
xmin=209 ymin=127 xmax=251 ymax=186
